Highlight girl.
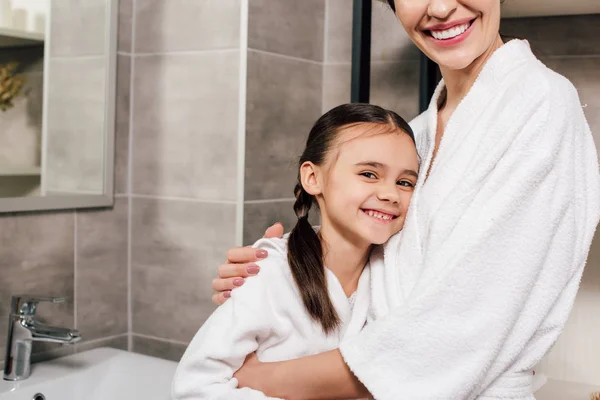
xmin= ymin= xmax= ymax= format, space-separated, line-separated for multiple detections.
xmin=171 ymin=103 xmax=419 ymax=399
xmin=212 ymin=1 xmax=600 ymax=399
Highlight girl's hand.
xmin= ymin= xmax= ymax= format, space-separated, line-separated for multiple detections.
xmin=211 ymin=222 xmax=285 ymax=305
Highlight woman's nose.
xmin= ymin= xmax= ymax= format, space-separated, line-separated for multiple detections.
xmin=427 ymin=0 xmax=457 ymax=20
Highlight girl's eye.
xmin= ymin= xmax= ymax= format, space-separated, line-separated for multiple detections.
xmin=397 ymin=180 xmax=414 ymax=187
xmin=360 ymin=172 xmax=377 ymax=179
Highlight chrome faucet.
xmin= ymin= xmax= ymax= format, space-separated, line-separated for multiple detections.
xmin=3 ymin=295 xmax=81 ymax=381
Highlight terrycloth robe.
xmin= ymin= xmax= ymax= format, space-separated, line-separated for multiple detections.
xmin=340 ymin=40 xmax=600 ymax=400
xmin=171 ymin=237 xmax=372 ymax=400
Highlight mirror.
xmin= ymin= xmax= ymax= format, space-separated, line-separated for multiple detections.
xmin=0 ymin=0 xmax=116 ymax=212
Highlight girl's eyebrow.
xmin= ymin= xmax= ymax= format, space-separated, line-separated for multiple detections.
xmin=355 ymin=161 xmax=386 ymax=169
xmin=354 ymin=162 xmax=419 ymax=178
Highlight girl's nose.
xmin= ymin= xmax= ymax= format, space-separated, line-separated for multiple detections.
xmin=427 ymin=0 xmax=458 ymax=20
xmin=376 ymin=184 xmax=400 ymax=204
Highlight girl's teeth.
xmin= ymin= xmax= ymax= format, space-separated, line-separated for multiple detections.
xmin=366 ymin=210 xmax=393 ymax=220
xmin=431 ymin=23 xmax=470 ymax=40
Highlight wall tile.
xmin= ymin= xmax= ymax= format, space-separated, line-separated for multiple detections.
xmin=326 ymin=0 xmax=419 ymax=63
xmin=322 ymin=63 xmax=351 ymax=114
xmin=132 ymin=335 xmax=187 ymax=362
xmin=115 ymin=55 xmax=131 ymax=195
xmin=370 ymin=61 xmax=421 ymax=121
xmin=45 ymin=57 xmax=106 ymax=194
xmin=323 ymin=61 xmax=420 ymax=121
xmin=243 ymin=201 xmax=320 ymax=246
xmin=132 ymin=52 xmax=239 ymax=201
xmin=119 ymin=0 xmax=133 ymax=53
xmin=0 ymin=211 xmax=75 ymax=364
xmin=501 ymin=14 xmax=600 ymax=57
xmin=134 ymin=0 xmax=241 ymax=53
xmin=50 ymin=0 xmax=107 ymax=57
xmin=131 ymin=198 xmax=235 ymax=342
xmin=249 ymin=0 xmax=325 ymax=61
xmin=245 ymin=51 xmax=323 ymax=200
xmin=76 ymin=199 xmax=128 ymax=341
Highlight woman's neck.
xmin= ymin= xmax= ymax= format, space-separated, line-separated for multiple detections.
xmin=439 ymin=35 xmax=504 ymax=111
xmin=318 ymin=224 xmax=371 ymax=297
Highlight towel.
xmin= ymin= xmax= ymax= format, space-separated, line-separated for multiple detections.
xmin=341 ymin=40 xmax=600 ymax=400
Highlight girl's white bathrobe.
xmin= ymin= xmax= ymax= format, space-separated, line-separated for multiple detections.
xmin=339 ymin=39 xmax=600 ymax=400
xmin=171 ymin=237 xmax=372 ymax=399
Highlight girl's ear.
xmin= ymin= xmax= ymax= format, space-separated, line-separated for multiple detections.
xmin=299 ymin=161 xmax=322 ymax=196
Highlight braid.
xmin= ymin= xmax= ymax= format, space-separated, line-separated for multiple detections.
xmin=293 ymin=183 xmax=313 ymax=220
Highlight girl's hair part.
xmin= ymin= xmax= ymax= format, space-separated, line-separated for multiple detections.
xmin=288 ymin=103 xmax=415 ymax=334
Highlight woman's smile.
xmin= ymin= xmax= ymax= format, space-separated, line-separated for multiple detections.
xmin=424 ymin=17 xmax=477 ymax=47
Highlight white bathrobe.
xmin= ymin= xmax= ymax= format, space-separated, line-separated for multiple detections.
xmin=171 ymin=237 xmax=372 ymax=400
xmin=340 ymin=40 xmax=600 ymax=400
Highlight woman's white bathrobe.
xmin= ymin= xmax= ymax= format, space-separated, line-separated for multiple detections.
xmin=340 ymin=40 xmax=600 ymax=399
xmin=171 ymin=237 xmax=372 ymax=400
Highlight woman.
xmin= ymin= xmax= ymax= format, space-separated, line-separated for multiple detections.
xmin=210 ymin=0 xmax=600 ymax=398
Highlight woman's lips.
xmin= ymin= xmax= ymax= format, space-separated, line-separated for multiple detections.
xmin=424 ymin=18 xmax=476 ymax=47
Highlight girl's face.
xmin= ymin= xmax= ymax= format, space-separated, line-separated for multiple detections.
xmin=312 ymin=125 xmax=419 ymax=247
xmin=392 ymin=0 xmax=502 ymax=71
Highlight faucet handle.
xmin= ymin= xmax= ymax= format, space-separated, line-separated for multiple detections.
xmin=11 ymin=295 xmax=70 ymax=316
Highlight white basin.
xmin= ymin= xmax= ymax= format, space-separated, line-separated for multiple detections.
xmin=0 ymin=347 xmax=178 ymax=400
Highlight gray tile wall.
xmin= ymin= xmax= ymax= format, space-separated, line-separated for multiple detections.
xmin=242 ymin=0 xmax=326 ymax=245
xmin=127 ymin=0 xmax=240 ymax=361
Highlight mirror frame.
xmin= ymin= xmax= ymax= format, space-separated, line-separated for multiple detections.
xmin=0 ymin=0 xmax=118 ymax=213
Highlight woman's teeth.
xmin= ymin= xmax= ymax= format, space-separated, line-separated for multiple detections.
xmin=364 ymin=210 xmax=394 ymax=221
xmin=430 ymin=22 xmax=470 ymax=40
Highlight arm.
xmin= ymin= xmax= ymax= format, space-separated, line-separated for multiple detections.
xmin=173 ymin=250 xmax=286 ymax=400
xmin=212 ymin=223 xmax=284 ymax=305
xmin=235 ymin=350 xmax=368 ymax=400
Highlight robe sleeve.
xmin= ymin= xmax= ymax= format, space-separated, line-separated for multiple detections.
xmin=171 ymin=244 xmax=286 ymax=400
xmin=339 ymin=77 xmax=600 ymax=399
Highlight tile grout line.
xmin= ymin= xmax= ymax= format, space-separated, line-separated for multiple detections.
xmin=236 ymin=0 xmax=249 ymax=246
xmin=132 ymin=332 xmax=189 ymax=346
xmin=245 ymin=198 xmax=295 ymax=204
xmin=322 ymin=0 xmax=329 ymax=114
xmin=248 ymin=48 xmax=323 ymax=66
xmin=133 ymin=47 xmax=239 ymax=57
xmin=130 ymin=193 xmax=237 ymax=204
xmin=73 ymin=211 xmax=78 ymax=330
xmin=127 ymin=0 xmax=138 ymax=353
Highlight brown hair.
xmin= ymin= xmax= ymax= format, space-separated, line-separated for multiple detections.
xmin=288 ymin=103 xmax=415 ymax=334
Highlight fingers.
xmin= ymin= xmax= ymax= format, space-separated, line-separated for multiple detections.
xmin=217 ymin=262 xmax=261 ymax=279
xmin=226 ymin=246 xmax=268 ymax=264
xmin=211 ymin=277 xmax=247 ymax=292
xmin=212 ymin=291 xmax=231 ymax=305
xmin=264 ymin=222 xmax=284 ymax=239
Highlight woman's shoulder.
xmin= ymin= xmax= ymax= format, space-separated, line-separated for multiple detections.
xmin=515 ymin=53 xmax=580 ymax=107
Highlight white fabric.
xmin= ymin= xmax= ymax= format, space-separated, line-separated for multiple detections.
xmin=171 ymin=237 xmax=372 ymax=399
xmin=340 ymin=40 xmax=600 ymax=400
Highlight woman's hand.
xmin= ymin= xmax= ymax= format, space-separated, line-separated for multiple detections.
xmin=211 ymin=222 xmax=285 ymax=305
xmin=233 ymin=353 xmax=273 ymax=394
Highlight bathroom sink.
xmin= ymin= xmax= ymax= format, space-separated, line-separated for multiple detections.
xmin=0 ymin=347 xmax=177 ymax=400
